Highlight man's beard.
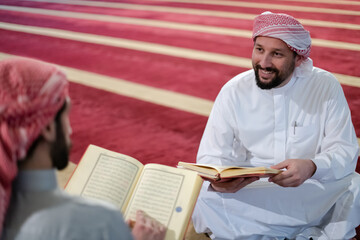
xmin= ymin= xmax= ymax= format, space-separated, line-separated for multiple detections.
xmin=50 ymin=122 xmax=71 ymax=170
xmin=254 ymin=61 xmax=295 ymax=90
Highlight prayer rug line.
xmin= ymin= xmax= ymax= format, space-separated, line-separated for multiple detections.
xmin=274 ymin=0 xmax=360 ymax=6
xmin=18 ymin=0 xmax=360 ymax=23
xmin=0 ymin=52 xmax=213 ymax=117
xmin=0 ymin=53 xmax=359 ymax=152
xmin=1 ymin=5 xmax=360 ymax=37
xmin=141 ymin=0 xmax=360 ymax=15
xmin=0 ymin=22 xmax=359 ymax=89
xmin=1 ymin=52 xmax=359 ymax=148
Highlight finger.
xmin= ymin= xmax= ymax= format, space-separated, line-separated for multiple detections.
xmin=241 ymin=177 xmax=259 ymax=185
xmin=211 ymin=178 xmax=245 ymax=192
xmin=232 ymin=177 xmax=247 ymax=184
xmin=271 ymin=160 xmax=289 ymax=170
xmin=271 ymin=175 xmax=303 ymax=187
xmin=159 ymin=224 xmax=166 ymax=233
xmin=149 ymin=221 xmax=166 ymax=240
xmin=219 ymin=177 xmax=258 ymax=193
xmin=136 ymin=210 xmax=145 ymax=222
xmin=271 ymin=167 xmax=295 ymax=180
xmin=156 ymin=225 xmax=167 ymax=240
xmin=205 ymin=177 xmax=233 ymax=184
xmin=211 ymin=177 xmax=245 ymax=188
xmin=230 ymin=177 xmax=259 ymax=192
xmin=217 ymin=178 xmax=237 ymax=183
xmin=150 ymin=218 xmax=161 ymax=230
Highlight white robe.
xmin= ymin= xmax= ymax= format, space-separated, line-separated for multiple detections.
xmin=192 ymin=60 xmax=360 ymax=239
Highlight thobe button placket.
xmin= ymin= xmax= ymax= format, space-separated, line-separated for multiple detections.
xmin=273 ymin=93 xmax=286 ymax=164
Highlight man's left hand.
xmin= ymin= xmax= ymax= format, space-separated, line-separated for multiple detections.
xmin=130 ymin=210 xmax=166 ymax=240
xmin=269 ymin=159 xmax=316 ymax=187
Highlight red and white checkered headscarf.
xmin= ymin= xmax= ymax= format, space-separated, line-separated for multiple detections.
xmin=253 ymin=11 xmax=311 ymax=58
xmin=0 ymin=57 xmax=69 ymax=232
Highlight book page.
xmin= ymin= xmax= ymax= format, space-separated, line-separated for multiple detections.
xmin=124 ymin=164 xmax=203 ymax=240
xmin=178 ymin=162 xmax=281 ymax=179
xmin=178 ymin=162 xmax=254 ymax=172
xmin=65 ymin=145 xmax=144 ymax=212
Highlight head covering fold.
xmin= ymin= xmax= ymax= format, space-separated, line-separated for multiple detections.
xmin=253 ymin=11 xmax=311 ymax=58
xmin=0 ymin=57 xmax=69 ymax=233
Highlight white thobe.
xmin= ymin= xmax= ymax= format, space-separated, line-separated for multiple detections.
xmin=2 ymin=170 xmax=133 ymax=240
xmin=192 ymin=60 xmax=360 ymax=240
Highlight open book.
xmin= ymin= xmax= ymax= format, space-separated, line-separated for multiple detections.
xmin=65 ymin=145 xmax=203 ymax=240
xmin=177 ymin=162 xmax=282 ymax=181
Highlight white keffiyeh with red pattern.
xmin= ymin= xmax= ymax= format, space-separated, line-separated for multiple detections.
xmin=0 ymin=57 xmax=68 ymax=233
xmin=253 ymin=11 xmax=311 ymax=58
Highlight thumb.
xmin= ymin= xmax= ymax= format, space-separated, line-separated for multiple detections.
xmin=271 ymin=160 xmax=289 ymax=170
xmin=136 ymin=210 xmax=145 ymax=223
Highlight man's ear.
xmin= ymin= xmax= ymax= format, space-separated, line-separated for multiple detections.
xmin=40 ymin=120 xmax=56 ymax=142
xmin=295 ymin=55 xmax=304 ymax=67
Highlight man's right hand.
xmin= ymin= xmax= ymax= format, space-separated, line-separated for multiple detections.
xmin=131 ymin=210 xmax=166 ymax=240
xmin=209 ymin=177 xmax=259 ymax=193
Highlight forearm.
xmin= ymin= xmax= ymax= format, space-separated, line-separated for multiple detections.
xmin=312 ymin=84 xmax=359 ymax=182
xmin=312 ymin=142 xmax=359 ymax=182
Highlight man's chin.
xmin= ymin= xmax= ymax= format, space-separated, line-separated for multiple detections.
xmin=259 ymin=78 xmax=273 ymax=84
xmin=256 ymin=77 xmax=275 ymax=90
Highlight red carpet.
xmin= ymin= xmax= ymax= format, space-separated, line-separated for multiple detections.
xmin=69 ymin=82 xmax=208 ymax=166
xmin=0 ymin=0 xmax=359 ymax=237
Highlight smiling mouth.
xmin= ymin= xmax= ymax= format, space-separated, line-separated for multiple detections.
xmin=261 ymin=69 xmax=274 ymax=74
xmin=259 ymin=68 xmax=275 ymax=80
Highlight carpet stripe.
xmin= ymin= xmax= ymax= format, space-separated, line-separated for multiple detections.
xmin=7 ymin=1 xmax=359 ymax=30
xmin=0 ymin=5 xmax=253 ymax=37
xmin=142 ymin=0 xmax=360 ymax=15
xmin=0 ymin=28 xmax=243 ymax=100
xmin=20 ymin=0 xmax=360 ymax=21
xmin=334 ymin=74 xmax=360 ymax=89
xmin=0 ymin=21 xmax=249 ymax=68
xmin=1 ymin=52 xmax=359 ymax=147
xmin=63 ymin=65 xmax=214 ymax=117
xmin=0 ymin=52 xmax=213 ymax=116
xmin=1 ymin=5 xmax=360 ymax=39
xmin=0 ymin=22 xmax=359 ymax=88
xmin=277 ymin=0 xmax=360 ymax=6
xmin=1 ymin=3 xmax=355 ymax=31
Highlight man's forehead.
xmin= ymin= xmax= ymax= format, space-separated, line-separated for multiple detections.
xmin=254 ymin=36 xmax=290 ymax=51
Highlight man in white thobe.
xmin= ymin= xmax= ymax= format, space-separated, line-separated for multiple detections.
xmin=192 ymin=12 xmax=360 ymax=240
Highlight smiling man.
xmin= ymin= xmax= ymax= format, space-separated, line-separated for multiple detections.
xmin=253 ymin=37 xmax=302 ymax=90
xmin=192 ymin=12 xmax=360 ymax=239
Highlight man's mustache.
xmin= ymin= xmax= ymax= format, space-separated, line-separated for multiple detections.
xmin=255 ymin=65 xmax=278 ymax=73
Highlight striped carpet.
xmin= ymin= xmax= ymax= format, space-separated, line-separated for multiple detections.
xmin=0 ymin=1 xmax=359 ymax=236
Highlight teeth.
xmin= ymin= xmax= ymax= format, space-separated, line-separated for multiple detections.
xmin=261 ymin=70 xmax=273 ymax=74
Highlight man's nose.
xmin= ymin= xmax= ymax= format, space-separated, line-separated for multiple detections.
xmin=259 ymin=54 xmax=272 ymax=69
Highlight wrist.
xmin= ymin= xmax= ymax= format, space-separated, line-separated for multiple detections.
xmin=308 ymin=159 xmax=317 ymax=177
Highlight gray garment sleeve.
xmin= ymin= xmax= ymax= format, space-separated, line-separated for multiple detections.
xmin=12 ymin=196 xmax=133 ymax=240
